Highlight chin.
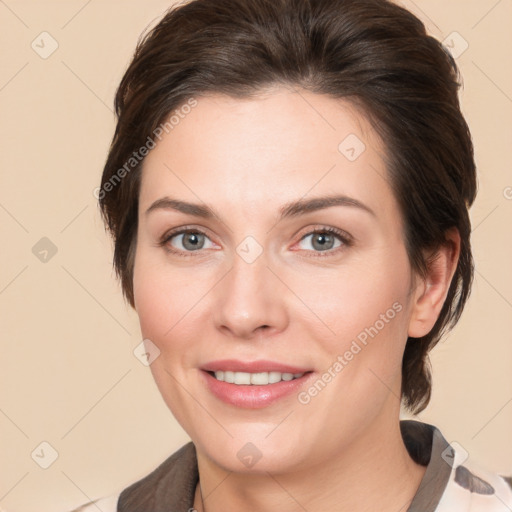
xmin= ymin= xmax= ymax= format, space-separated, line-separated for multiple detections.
xmin=193 ymin=426 xmax=311 ymax=475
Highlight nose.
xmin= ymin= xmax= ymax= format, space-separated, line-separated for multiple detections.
xmin=212 ymin=251 xmax=289 ymax=341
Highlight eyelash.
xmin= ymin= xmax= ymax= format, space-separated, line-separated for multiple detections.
xmin=158 ymin=225 xmax=353 ymax=258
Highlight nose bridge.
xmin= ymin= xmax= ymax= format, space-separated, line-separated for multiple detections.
xmin=231 ymin=254 xmax=267 ymax=301
xmin=212 ymin=240 xmax=288 ymax=338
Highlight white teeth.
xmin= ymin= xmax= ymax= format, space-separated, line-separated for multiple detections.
xmin=234 ymin=372 xmax=251 ymax=385
xmin=213 ymin=370 xmax=305 ymax=385
xmin=250 ymin=372 xmax=269 ymax=385
xmin=268 ymin=371 xmax=282 ymax=384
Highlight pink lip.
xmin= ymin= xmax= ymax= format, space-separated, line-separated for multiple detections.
xmin=199 ymin=360 xmax=314 ymax=409
xmin=201 ymin=359 xmax=311 ymax=374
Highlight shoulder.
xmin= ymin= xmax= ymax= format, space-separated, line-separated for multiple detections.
xmin=117 ymin=441 xmax=198 ymax=510
xmin=67 ymin=442 xmax=197 ymax=512
xmin=401 ymin=419 xmax=512 ymax=512
xmin=437 ymin=445 xmax=512 ymax=511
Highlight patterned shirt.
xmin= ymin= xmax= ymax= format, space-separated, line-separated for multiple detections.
xmin=69 ymin=420 xmax=512 ymax=511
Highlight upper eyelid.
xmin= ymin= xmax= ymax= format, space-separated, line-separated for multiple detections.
xmin=161 ymin=225 xmax=214 ymax=243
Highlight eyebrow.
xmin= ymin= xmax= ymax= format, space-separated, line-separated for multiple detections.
xmin=145 ymin=194 xmax=376 ymax=220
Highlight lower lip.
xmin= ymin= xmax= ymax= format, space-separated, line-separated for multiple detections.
xmin=201 ymin=370 xmax=313 ymax=409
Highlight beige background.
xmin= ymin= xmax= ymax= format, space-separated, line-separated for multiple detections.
xmin=0 ymin=1 xmax=511 ymax=510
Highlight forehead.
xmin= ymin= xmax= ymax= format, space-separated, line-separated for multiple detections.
xmin=139 ymin=88 xmax=397 ymax=225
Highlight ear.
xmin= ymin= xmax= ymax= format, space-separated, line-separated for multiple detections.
xmin=408 ymin=228 xmax=461 ymax=338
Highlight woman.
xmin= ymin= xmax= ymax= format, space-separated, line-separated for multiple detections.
xmin=76 ymin=0 xmax=512 ymax=510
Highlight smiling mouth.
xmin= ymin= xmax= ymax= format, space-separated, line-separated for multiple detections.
xmin=208 ymin=370 xmax=308 ymax=385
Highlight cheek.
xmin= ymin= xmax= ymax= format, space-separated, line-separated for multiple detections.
xmin=133 ymin=250 xmax=184 ymax=351
xmin=133 ymin=263 xmax=167 ymax=341
xmin=302 ymin=249 xmax=413 ymax=393
xmin=132 ymin=247 xmax=219 ymax=370
xmin=133 ymin=254 xmax=203 ymax=421
xmin=296 ymin=252 xmax=412 ymax=343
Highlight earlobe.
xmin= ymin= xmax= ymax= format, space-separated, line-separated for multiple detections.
xmin=407 ymin=228 xmax=461 ymax=338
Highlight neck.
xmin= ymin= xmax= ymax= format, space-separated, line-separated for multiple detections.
xmin=194 ymin=408 xmax=426 ymax=512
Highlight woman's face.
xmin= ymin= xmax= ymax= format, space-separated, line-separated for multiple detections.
xmin=133 ymin=87 xmax=422 ymax=473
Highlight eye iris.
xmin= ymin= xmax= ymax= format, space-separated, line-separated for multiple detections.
xmin=182 ymin=232 xmax=204 ymax=250
xmin=312 ymin=232 xmax=335 ymax=251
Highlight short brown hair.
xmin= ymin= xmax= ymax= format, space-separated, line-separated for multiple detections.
xmin=99 ymin=0 xmax=477 ymax=414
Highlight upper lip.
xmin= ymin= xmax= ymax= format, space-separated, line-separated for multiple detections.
xmin=201 ymin=359 xmax=312 ymax=374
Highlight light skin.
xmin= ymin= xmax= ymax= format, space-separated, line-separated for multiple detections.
xmin=132 ymin=87 xmax=460 ymax=512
